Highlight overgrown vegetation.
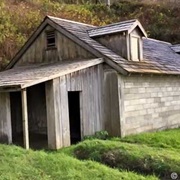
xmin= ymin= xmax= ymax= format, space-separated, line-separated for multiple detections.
xmin=73 ymin=128 xmax=180 ymax=179
xmin=0 ymin=128 xmax=180 ymax=179
xmin=119 ymin=128 xmax=180 ymax=149
xmin=0 ymin=0 xmax=179 ymax=69
xmin=0 ymin=144 xmax=157 ymax=180
xmin=74 ymin=139 xmax=180 ymax=179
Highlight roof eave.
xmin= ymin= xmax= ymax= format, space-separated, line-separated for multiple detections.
xmin=128 ymin=20 xmax=147 ymax=37
xmin=5 ymin=16 xmax=50 ymax=70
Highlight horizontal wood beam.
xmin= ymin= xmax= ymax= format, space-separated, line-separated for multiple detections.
xmin=0 ymin=86 xmax=21 ymax=92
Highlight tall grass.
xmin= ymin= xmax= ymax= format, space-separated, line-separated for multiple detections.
xmin=0 ymin=144 xmax=157 ymax=180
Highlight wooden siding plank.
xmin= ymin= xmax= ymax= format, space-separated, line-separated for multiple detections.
xmin=104 ymin=70 xmax=121 ymax=136
xmin=0 ymin=92 xmax=12 ymax=144
xmin=46 ymin=80 xmax=56 ymax=149
xmin=59 ymin=76 xmax=70 ymax=147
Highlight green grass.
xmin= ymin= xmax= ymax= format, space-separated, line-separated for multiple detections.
xmin=0 ymin=144 xmax=157 ymax=180
xmin=119 ymin=128 xmax=180 ymax=149
xmin=0 ymin=129 xmax=179 ymax=179
xmin=74 ymin=140 xmax=180 ymax=179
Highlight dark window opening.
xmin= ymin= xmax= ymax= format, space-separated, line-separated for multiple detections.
xmin=46 ymin=31 xmax=56 ymax=49
xmin=68 ymin=91 xmax=81 ymax=144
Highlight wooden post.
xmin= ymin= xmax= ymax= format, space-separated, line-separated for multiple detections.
xmin=21 ymin=89 xmax=29 ymax=150
xmin=105 ymin=0 xmax=110 ymax=7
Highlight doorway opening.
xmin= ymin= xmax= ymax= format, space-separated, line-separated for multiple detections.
xmin=10 ymin=83 xmax=48 ymax=150
xmin=68 ymin=91 xmax=81 ymax=144
xmin=10 ymin=91 xmax=23 ymax=146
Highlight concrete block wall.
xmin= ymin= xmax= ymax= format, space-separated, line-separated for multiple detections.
xmin=121 ymin=75 xmax=180 ymax=136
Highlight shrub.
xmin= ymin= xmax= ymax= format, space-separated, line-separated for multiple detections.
xmin=83 ymin=131 xmax=109 ymax=140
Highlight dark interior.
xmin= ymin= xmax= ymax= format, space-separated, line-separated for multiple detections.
xmin=68 ymin=91 xmax=81 ymax=144
xmin=10 ymin=83 xmax=48 ymax=149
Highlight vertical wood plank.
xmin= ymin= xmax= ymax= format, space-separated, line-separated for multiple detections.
xmin=59 ymin=76 xmax=70 ymax=146
xmin=104 ymin=69 xmax=121 ymax=136
xmin=21 ymin=89 xmax=29 ymax=150
xmin=46 ymin=79 xmax=63 ymax=149
xmin=0 ymin=92 xmax=12 ymax=144
xmin=118 ymin=75 xmax=125 ymax=137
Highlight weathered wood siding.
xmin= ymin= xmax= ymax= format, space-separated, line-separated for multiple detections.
xmin=45 ymin=64 xmax=104 ymax=149
xmin=94 ymin=27 xmax=143 ymax=61
xmin=0 ymin=93 xmax=12 ymax=143
xmin=95 ymin=32 xmax=127 ymax=59
xmin=15 ymin=25 xmax=95 ymax=66
xmin=103 ymin=68 xmax=121 ymax=136
xmin=130 ymin=28 xmax=143 ymax=61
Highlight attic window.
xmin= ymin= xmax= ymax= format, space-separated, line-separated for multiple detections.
xmin=46 ymin=31 xmax=56 ymax=49
xmin=130 ymin=35 xmax=141 ymax=61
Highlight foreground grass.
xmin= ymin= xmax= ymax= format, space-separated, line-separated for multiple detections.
xmin=0 ymin=129 xmax=179 ymax=179
xmin=72 ymin=128 xmax=180 ymax=179
xmin=73 ymin=139 xmax=180 ymax=179
xmin=119 ymin=128 xmax=180 ymax=149
xmin=0 ymin=144 xmax=157 ymax=180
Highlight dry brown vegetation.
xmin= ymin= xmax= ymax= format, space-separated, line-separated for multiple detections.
xmin=0 ymin=0 xmax=179 ymax=69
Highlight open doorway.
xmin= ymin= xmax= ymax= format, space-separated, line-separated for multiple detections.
xmin=68 ymin=91 xmax=81 ymax=144
xmin=10 ymin=83 xmax=48 ymax=149
xmin=10 ymin=91 xmax=23 ymax=146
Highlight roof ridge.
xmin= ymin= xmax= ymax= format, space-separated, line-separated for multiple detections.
xmin=47 ymin=15 xmax=95 ymax=28
xmin=145 ymin=37 xmax=171 ymax=45
xmin=88 ymin=19 xmax=137 ymax=31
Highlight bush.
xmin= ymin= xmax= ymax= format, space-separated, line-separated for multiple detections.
xmin=83 ymin=131 xmax=109 ymax=140
xmin=74 ymin=140 xmax=180 ymax=179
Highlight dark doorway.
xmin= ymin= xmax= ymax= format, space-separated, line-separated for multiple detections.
xmin=68 ymin=91 xmax=81 ymax=144
xmin=27 ymin=83 xmax=48 ymax=150
xmin=10 ymin=91 xmax=23 ymax=146
xmin=10 ymin=83 xmax=48 ymax=150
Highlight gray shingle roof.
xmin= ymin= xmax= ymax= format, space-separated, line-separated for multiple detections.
xmin=88 ymin=19 xmax=147 ymax=37
xmin=6 ymin=16 xmax=180 ymax=75
xmin=49 ymin=16 xmax=180 ymax=75
xmin=0 ymin=59 xmax=103 ymax=90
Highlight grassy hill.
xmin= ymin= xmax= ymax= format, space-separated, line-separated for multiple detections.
xmin=0 ymin=0 xmax=180 ymax=69
xmin=0 ymin=128 xmax=180 ymax=180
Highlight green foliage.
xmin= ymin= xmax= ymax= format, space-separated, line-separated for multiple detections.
xmin=74 ymin=138 xmax=180 ymax=179
xmin=119 ymin=128 xmax=180 ymax=149
xmin=0 ymin=127 xmax=179 ymax=180
xmin=84 ymin=131 xmax=109 ymax=140
xmin=0 ymin=0 xmax=179 ymax=68
xmin=0 ymin=144 xmax=157 ymax=180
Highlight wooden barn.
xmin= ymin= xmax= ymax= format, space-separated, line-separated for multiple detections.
xmin=0 ymin=16 xmax=180 ymax=150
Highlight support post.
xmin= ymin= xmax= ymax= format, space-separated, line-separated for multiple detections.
xmin=21 ymin=89 xmax=29 ymax=149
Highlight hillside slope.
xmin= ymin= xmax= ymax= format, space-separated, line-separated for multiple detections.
xmin=0 ymin=0 xmax=179 ymax=69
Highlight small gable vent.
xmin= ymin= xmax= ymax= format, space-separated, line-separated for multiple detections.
xmin=46 ymin=31 xmax=56 ymax=49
